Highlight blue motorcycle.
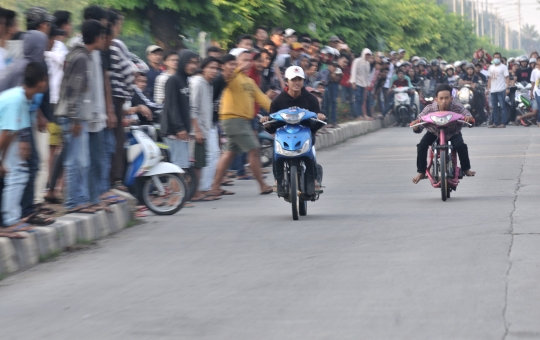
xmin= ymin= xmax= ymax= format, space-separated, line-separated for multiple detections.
xmin=264 ymin=107 xmax=326 ymax=220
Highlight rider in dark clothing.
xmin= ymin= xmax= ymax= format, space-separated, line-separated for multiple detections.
xmin=459 ymin=63 xmax=486 ymax=124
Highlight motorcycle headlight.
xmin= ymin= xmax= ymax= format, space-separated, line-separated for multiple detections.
xmin=275 ymin=139 xmax=310 ymax=157
xmin=280 ymin=111 xmax=305 ymax=124
xmin=425 ymin=97 xmax=433 ymax=101
xmin=430 ymin=114 xmax=453 ymax=126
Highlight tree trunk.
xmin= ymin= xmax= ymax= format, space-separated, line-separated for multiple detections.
xmin=146 ymin=4 xmax=185 ymax=51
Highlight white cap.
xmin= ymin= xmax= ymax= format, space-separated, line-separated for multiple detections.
xmin=284 ymin=28 xmax=296 ymax=37
xmin=411 ymin=56 xmax=420 ymax=61
xmin=284 ymin=66 xmax=305 ymax=80
xmin=229 ymin=48 xmax=249 ymax=57
xmin=398 ymin=48 xmax=406 ymax=54
xmin=335 ymin=68 xmax=343 ymax=75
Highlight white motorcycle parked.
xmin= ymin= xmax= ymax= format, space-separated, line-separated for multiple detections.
xmin=125 ymin=126 xmax=187 ymax=215
xmin=393 ymin=86 xmax=414 ymax=127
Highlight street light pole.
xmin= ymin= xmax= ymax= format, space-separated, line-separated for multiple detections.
xmin=518 ymin=0 xmax=522 ymax=50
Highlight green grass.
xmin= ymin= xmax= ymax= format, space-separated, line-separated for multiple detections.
xmin=39 ymin=249 xmax=62 ymax=263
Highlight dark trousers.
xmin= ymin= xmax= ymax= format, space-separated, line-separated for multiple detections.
xmin=111 ymin=97 xmax=126 ymax=183
xmin=21 ymin=130 xmax=38 ymax=217
xmin=417 ymin=132 xmax=471 ymax=173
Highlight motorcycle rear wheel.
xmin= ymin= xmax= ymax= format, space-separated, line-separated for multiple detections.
xmin=440 ymin=150 xmax=448 ymax=202
xmin=290 ymin=165 xmax=299 ymax=220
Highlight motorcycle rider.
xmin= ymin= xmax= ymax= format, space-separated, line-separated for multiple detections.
xmin=530 ymin=58 xmax=536 ymax=70
xmin=261 ymin=66 xmax=326 ymax=196
xmin=446 ymin=65 xmax=459 ymax=86
xmin=516 ymin=55 xmax=533 ymax=83
xmin=411 ymin=84 xmax=475 ymax=184
xmin=418 ymin=60 xmax=428 ymax=76
xmin=427 ymin=59 xmax=448 ymax=85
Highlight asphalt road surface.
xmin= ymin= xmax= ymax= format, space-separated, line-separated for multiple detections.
xmin=1 ymin=125 xmax=539 ymax=340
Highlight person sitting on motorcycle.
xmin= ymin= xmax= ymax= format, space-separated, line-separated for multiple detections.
xmin=474 ymin=63 xmax=487 ymax=83
xmin=445 ymin=65 xmax=459 ymax=86
xmin=407 ymin=68 xmax=421 ymax=85
xmin=384 ymin=68 xmax=414 ymax=115
xmin=427 ymin=59 xmax=448 ymax=85
xmin=458 ymin=63 xmax=485 ymax=123
xmin=516 ymin=57 xmax=540 ymax=125
xmin=418 ymin=60 xmax=428 ymax=76
xmin=411 ymin=84 xmax=476 ymax=184
xmin=530 ymin=58 xmax=537 ymax=70
xmin=261 ymin=66 xmax=326 ymax=196
xmin=515 ymin=56 xmax=532 ymax=82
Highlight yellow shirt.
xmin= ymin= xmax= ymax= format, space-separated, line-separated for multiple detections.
xmin=220 ymin=69 xmax=271 ymax=120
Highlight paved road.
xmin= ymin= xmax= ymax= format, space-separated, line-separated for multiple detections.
xmin=1 ymin=126 xmax=539 ymax=340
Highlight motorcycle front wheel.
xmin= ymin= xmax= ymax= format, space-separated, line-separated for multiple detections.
xmin=290 ymin=165 xmax=299 ymax=220
xmin=298 ymin=167 xmax=307 ymax=216
xmin=440 ymin=150 xmax=447 ymax=202
xmin=142 ymin=174 xmax=187 ymax=215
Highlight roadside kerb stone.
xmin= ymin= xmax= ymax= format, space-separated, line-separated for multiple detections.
xmin=0 ymin=200 xmax=135 ymax=277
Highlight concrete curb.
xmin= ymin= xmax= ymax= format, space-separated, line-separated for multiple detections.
xmin=0 ymin=189 xmax=136 ymax=277
xmin=317 ymin=115 xmax=394 ymax=151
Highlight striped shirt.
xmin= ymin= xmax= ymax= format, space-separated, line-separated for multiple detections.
xmin=109 ymin=39 xmax=136 ymax=99
xmin=416 ymin=98 xmax=472 ymax=139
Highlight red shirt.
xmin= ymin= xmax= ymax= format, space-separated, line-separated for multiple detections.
xmin=339 ymin=66 xmax=352 ymax=88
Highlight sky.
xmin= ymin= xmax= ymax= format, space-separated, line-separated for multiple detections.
xmin=485 ymin=0 xmax=539 ymax=32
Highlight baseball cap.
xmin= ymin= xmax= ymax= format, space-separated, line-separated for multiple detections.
xmin=284 ymin=28 xmax=296 ymax=37
xmin=329 ymin=36 xmax=340 ymax=42
xmin=229 ymin=48 xmax=250 ymax=57
xmin=313 ymin=81 xmax=326 ymax=88
xmin=389 ymin=51 xmax=397 ymax=56
xmin=146 ymin=45 xmax=163 ymax=55
xmin=284 ymin=66 xmax=305 ymax=80
xmin=26 ymin=7 xmax=55 ymax=29
xmin=398 ymin=48 xmax=406 ymax=54
xmin=291 ymin=42 xmax=303 ymax=51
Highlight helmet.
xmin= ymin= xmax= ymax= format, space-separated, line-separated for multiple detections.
xmin=461 ymin=60 xmax=468 ymax=66
xmin=430 ymin=59 xmax=439 ymax=66
xmin=465 ymin=63 xmax=474 ymax=70
xmin=441 ymin=60 xmax=448 ymax=65
xmin=418 ymin=60 xmax=427 ymax=66
xmin=507 ymin=57 xmax=515 ymax=64
xmin=320 ymin=47 xmax=332 ymax=55
xmin=402 ymin=61 xmax=411 ymax=66
xmin=445 ymin=65 xmax=455 ymax=71
xmin=530 ymin=58 xmax=537 ymax=64
xmin=454 ymin=61 xmax=462 ymax=68
xmin=518 ymin=55 xmax=528 ymax=63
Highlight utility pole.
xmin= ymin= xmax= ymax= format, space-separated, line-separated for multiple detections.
xmin=470 ymin=0 xmax=474 ymax=25
xmin=495 ymin=8 xmax=499 ymax=46
xmin=453 ymin=0 xmax=456 ymax=13
xmin=517 ymin=0 xmax=522 ymax=50
xmin=490 ymin=5 xmax=493 ymax=43
xmin=480 ymin=0 xmax=484 ymax=36
xmin=475 ymin=0 xmax=479 ymax=36
xmin=505 ymin=22 xmax=509 ymax=50
xmin=461 ymin=0 xmax=464 ymax=16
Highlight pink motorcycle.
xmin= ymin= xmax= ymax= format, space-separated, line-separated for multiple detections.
xmin=411 ymin=111 xmax=473 ymax=201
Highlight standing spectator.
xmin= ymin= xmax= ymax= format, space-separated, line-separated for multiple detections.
xmin=487 ymin=52 xmax=509 ymax=128
xmin=130 ymin=73 xmax=161 ymax=125
xmin=270 ymin=27 xmax=285 ymax=54
xmin=109 ymin=10 xmax=137 ymax=189
xmin=278 ymin=28 xmax=296 ymax=55
xmin=350 ymin=48 xmax=373 ymax=120
xmin=262 ymin=40 xmax=285 ymax=89
xmin=236 ymin=34 xmax=253 ymax=51
xmin=328 ymin=36 xmax=340 ymax=50
xmin=145 ymin=45 xmax=163 ymax=100
xmin=161 ymin=50 xmax=199 ymax=170
xmin=337 ymin=54 xmax=353 ymax=115
xmin=253 ymin=26 xmax=268 ymax=52
xmin=209 ymin=50 xmax=273 ymax=196
xmin=276 ymin=42 xmax=303 ymax=71
xmin=304 ymin=62 xmax=318 ymax=88
xmin=0 ymin=63 xmax=48 ymax=231
xmin=55 ymin=20 xmax=105 ymax=213
xmin=207 ymin=46 xmax=222 ymax=59
xmin=317 ymin=61 xmax=342 ymax=126
xmin=527 ymin=58 xmax=540 ymax=127
xmin=299 ymin=36 xmax=311 ymax=52
xmin=154 ymin=51 xmax=178 ymax=105
xmin=397 ymin=48 xmax=406 ymax=62
xmin=310 ymin=38 xmax=321 ymax=61
xmin=190 ymin=57 xmax=222 ymax=201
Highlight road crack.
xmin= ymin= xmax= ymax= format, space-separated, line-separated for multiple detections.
xmin=502 ymin=129 xmax=532 ymax=340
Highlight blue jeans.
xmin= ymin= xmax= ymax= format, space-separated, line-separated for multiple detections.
xmin=341 ymin=86 xmax=355 ymax=115
xmin=60 ymin=117 xmax=90 ymax=210
xmin=326 ymin=82 xmax=339 ymax=124
xmin=354 ymin=86 xmax=365 ymax=118
xmin=231 ymin=153 xmax=247 ymax=176
xmin=536 ymin=96 xmax=540 ymax=122
xmin=164 ymin=137 xmax=190 ymax=169
xmin=89 ymin=130 xmax=104 ymax=205
xmin=2 ymin=138 xmax=29 ymax=226
xmin=20 ymin=129 xmax=38 ymax=217
xmin=101 ymin=128 xmax=116 ymax=194
xmin=490 ymin=91 xmax=507 ymax=125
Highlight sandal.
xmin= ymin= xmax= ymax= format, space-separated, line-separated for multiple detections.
xmin=221 ymin=181 xmax=234 ymax=186
xmin=260 ymin=187 xmax=274 ymax=195
xmin=1 ymin=222 xmax=34 ymax=233
xmin=25 ymin=213 xmax=55 ymax=226
xmin=44 ymin=196 xmax=63 ymax=204
xmin=67 ymin=206 xmax=98 ymax=214
xmin=220 ymin=190 xmax=235 ymax=195
xmin=37 ymin=207 xmax=55 ymax=215
xmin=0 ymin=232 xmax=26 ymax=239
xmin=191 ymin=194 xmax=222 ymax=202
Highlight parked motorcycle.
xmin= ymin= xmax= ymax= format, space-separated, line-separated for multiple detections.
xmin=512 ymin=81 xmax=535 ymax=126
xmin=125 ymin=125 xmax=187 ymax=215
xmin=410 ymin=112 xmax=473 ymax=201
xmin=263 ymin=108 xmax=326 ymax=220
xmin=393 ymin=86 xmax=413 ymax=127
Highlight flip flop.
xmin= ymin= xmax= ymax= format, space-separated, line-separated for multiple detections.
xmin=191 ymin=195 xmax=222 ymax=202
xmin=0 ymin=232 xmax=26 ymax=239
xmin=220 ymin=190 xmax=235 ymax=195
xmin=25 ymin=213 xmax=55 ymax=226
xmin=44 ymin=196 xmax=63 ymax=204
xmin=67 ymin=206 xmax=97 ymax=214
xmin=5 ymin=223 xmax=36 ymax=233
xmin=260 ymin=187 xmax=274 ymax=195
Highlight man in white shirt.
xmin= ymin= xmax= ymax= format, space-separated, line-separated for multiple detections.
xmin=486 ymin=52 xmax=509 ymax=128
xmin=349 ymin=48 xmax=373 ymax=120
xmin=529 ymin=57 xmax=540 ymax=127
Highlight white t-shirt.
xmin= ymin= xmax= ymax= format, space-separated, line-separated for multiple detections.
xmin=44 ymin=40 xmax=69 ymax=104
xmin=530 ymin=68 xmax=540 ymax=97
xmin=488 ymin=64 xmax=509 ymax=92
